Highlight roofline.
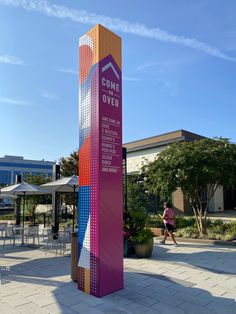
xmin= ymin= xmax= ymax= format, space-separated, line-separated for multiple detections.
xmin=124 ymin=129 xmax=203 ymax=146
xmin=126 ymin=136 xmax=185 ymax=153
xmin=123 ymin=129 xmax=205 ymax=152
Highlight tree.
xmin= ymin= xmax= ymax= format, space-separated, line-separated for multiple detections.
xmin=59 ymin=151 xmax=78 ymax=177
xmin=126 ymin=174 xmax=149 ymax=234
xmin=59 ymin=151 xmax=79 ymax=224
xmin=144 ymin=138 xmax=236 ymax=236
xmin=25 ymin=174 xmax=51 ymax=224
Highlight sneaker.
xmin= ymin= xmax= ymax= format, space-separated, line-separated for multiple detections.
xmin=159 ymin=240 xmax=165 ymax=244
xmin=173 ymin=244 xmax=178 ymax=247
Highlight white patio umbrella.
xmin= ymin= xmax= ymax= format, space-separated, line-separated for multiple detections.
xmin=0 ymin=182 xmax=48 ymax=228
xmin=40 ymin=175 xmax=79 ymax=231
xmin=0 ymin=194 xmax=17 ymax=199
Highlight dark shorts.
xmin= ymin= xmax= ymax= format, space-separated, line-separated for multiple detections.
xmin=164 ymin=223 xmax=175 ymax=232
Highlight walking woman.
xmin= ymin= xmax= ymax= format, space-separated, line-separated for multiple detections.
xmin=159 ymin=202 xmax=178 ymax=246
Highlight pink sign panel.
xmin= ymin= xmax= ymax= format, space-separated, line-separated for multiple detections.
xmin=78 ymin=25 xmax=123 ymax=298
xmin=98 ymin=54 xmax=123 ymax=296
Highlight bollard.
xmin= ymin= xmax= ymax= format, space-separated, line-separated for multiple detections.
xmin=71 ymin=232 xmax=78 ymax=281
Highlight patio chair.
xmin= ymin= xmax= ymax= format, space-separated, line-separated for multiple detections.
xmin=24 ymin=226 xmax=40 ymax=246
xmin=12 ymin=226 xmax=24 ymax=245
xmin=0 ymin=224 xmax=7 ymax=236
xmin=0 ymin=226 xmax=15 ymax=253
xmin=45 ymin=230 xmax=70 ymax=256
xmin=45 ymin=229 xmax=61 ymax=256
xmin=57 ymin=231 xmax=71 ymax=255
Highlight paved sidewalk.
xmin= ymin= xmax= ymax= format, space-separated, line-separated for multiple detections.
xmin=0 ymin=239 xmax=236 ymax=313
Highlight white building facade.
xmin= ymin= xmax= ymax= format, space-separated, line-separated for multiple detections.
xmin=124 ymin=130 xmax=224 ymax=214
xmin=0 ymin=155 xmax=56 ymax=186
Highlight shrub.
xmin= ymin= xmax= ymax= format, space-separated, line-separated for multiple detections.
xmin=212 ymin=219 xmax=224 ymax=227
xmin=206 ymin=231 xmax=218 ymax=240
xmin=212 ymin=224 xmax=226 ymax=234
xmin=0 ymin=213 xmax=15 ymax=220
xmin=228 ymin=222 xmax=236 ymax=234
xmin=132 ymin=228 xmax=154 ymax=244
xmin=175 ymin=226 xmax=198 ymax=238
xmin=224 ymin=233 xmax=235 ymax=241
xmin=175 ymin=217 xmax=196 ymax=228
xmin=147 ymin=215 xmax=163 ymax=228
xmin=175 ymin=228 xmax=185 ymax=237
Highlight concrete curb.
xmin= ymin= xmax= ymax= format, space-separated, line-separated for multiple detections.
xmin=154 ymin=236 xmax=236 ymax=247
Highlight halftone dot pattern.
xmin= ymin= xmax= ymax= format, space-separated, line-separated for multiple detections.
xmin=90 ymin=65 xmax=99 ymax=296
xmin=78 ymin=186 xmax=90 ymax=264
xmin=78 ymin=31 xmax=93 ymax=295
xmin=78 ymin=24 xmax=122 ymax=297
xmin=77 ymin=266 xmax=84 ymax=291
xmin=79 ymin=137 xmax=91 ymax=186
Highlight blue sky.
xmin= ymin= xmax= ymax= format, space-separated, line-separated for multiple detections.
xmin=0 ymin=0 xmax=236 ymax=162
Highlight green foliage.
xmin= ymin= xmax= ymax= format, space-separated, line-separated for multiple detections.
xmin=228 ymin=221 xmax=236 ymax=233
xmin=175 ymin=226 xmax=199 ymax=238
xmin=25 ymin=174 xmax=51 ymax=223
xmin=129 ymin=206 xmax=148 ymax=230
xmin=59 ymin=151 xmax=78 ymax=177
xmin=0 ymin=213 xmax=15 ymax=220
xmin=132 ymin=228 xmax=154 ymax=244
xmin=126 ymin=174 xmax=149 ymax=232
xmin=175 ymin=219 xmax=236 ymax=241
xmin=147 ymin=215 xmax=163 ymax=228
xmin=127 ymin=174 xmax=148 ymax=211
xmin=59 ymin=150 xmax=79 ymax=214
xmin=175 ymin=216 xmax=196 ymax=228
xmin=223 ymin=233 xmax=236 ymax=241
xmin=143 ymin=138 xmax=236 ymax=235
xmin=125 ymin=174 xmax=155 ymax=247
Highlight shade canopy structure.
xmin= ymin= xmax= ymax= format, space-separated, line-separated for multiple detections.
xmin=0 ymin=182 xmax=48 ymax=228
xmin=40 ymin=175 xmax=79 ymax=193
xmin=0 ymin=182 xmax=47 ymax=195
xmin=40 ymin=175 xmax=79 ymax=231
xmin=0 ymin=194 xmax=17 ymax=199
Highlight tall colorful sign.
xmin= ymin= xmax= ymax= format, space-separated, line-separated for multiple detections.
xmin=78 ymin=24 xmax=123 ymax=297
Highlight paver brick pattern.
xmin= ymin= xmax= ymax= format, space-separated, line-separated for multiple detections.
xmin=0 ymin=239 xmax=235 ymax=313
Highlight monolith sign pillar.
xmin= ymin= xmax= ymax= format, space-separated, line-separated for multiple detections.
xmin=78 ymin=24 xmax=123 ymax=297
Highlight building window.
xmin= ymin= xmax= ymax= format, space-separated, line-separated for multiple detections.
xmin=0 ymin=170 xmax=11 ymax=185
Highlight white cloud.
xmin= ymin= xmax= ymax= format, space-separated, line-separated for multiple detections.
xmin=0 ymin=97 xmax=33 ymax=106
xmin=54 ymin=67 xmax=78 ymax=76
xmin=123 ymin=76 xmax=141 ymax=81
xmin=41 ymin=90 xmax=59 ymax=101
xmin=0 ymin=54 xmax=25 ymax=65
xmin=0 ymin=0 xmax=235 ymax=62
xmin=137 ymin=62 xmax=160 ymax=72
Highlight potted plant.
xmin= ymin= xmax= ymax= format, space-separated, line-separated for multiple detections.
xmin=132 ymin=228 xmax=154 ymax=258
xmin=123 ymin=212 xmax=135 ymax=257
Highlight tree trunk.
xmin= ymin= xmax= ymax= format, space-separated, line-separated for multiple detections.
xmin=191 ymin=205 xmax=207 ymax=237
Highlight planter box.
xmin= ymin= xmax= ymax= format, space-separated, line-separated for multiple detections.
xmin=150 ymin=228 xmax=164 ymax=236
xmin=135 ymin=238 xmax=154 ymax=258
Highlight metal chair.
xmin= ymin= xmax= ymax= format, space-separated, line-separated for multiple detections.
xmin=45 ymin=229 xmax=61 ymax=256
xmin=24 ymin=226 xmax=40 ymax=246
xmin=57 ymin=231 xmax=71 ymax=255
xmin=0 ymin=226 xmax=15 ymax=253
xmin=45 ymin=230 xmax=70 ymax=256
xmin=0 ymin=224 xmax=7 ymax=236
xmin=12 ymin=226 xmax=24 ymax=245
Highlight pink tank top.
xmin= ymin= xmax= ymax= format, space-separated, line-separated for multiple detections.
xmin=163 ymin=207 xmax=175 ymax=225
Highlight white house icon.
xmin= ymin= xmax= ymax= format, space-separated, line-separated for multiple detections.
xmin=102 ymin=62 xmax=120 ymax=80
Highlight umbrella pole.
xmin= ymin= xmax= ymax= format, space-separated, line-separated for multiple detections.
xmin=73 ymin=185 xmax=76 ymax=232
xmin=23 ymin=192 xmax=25 ymax=229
